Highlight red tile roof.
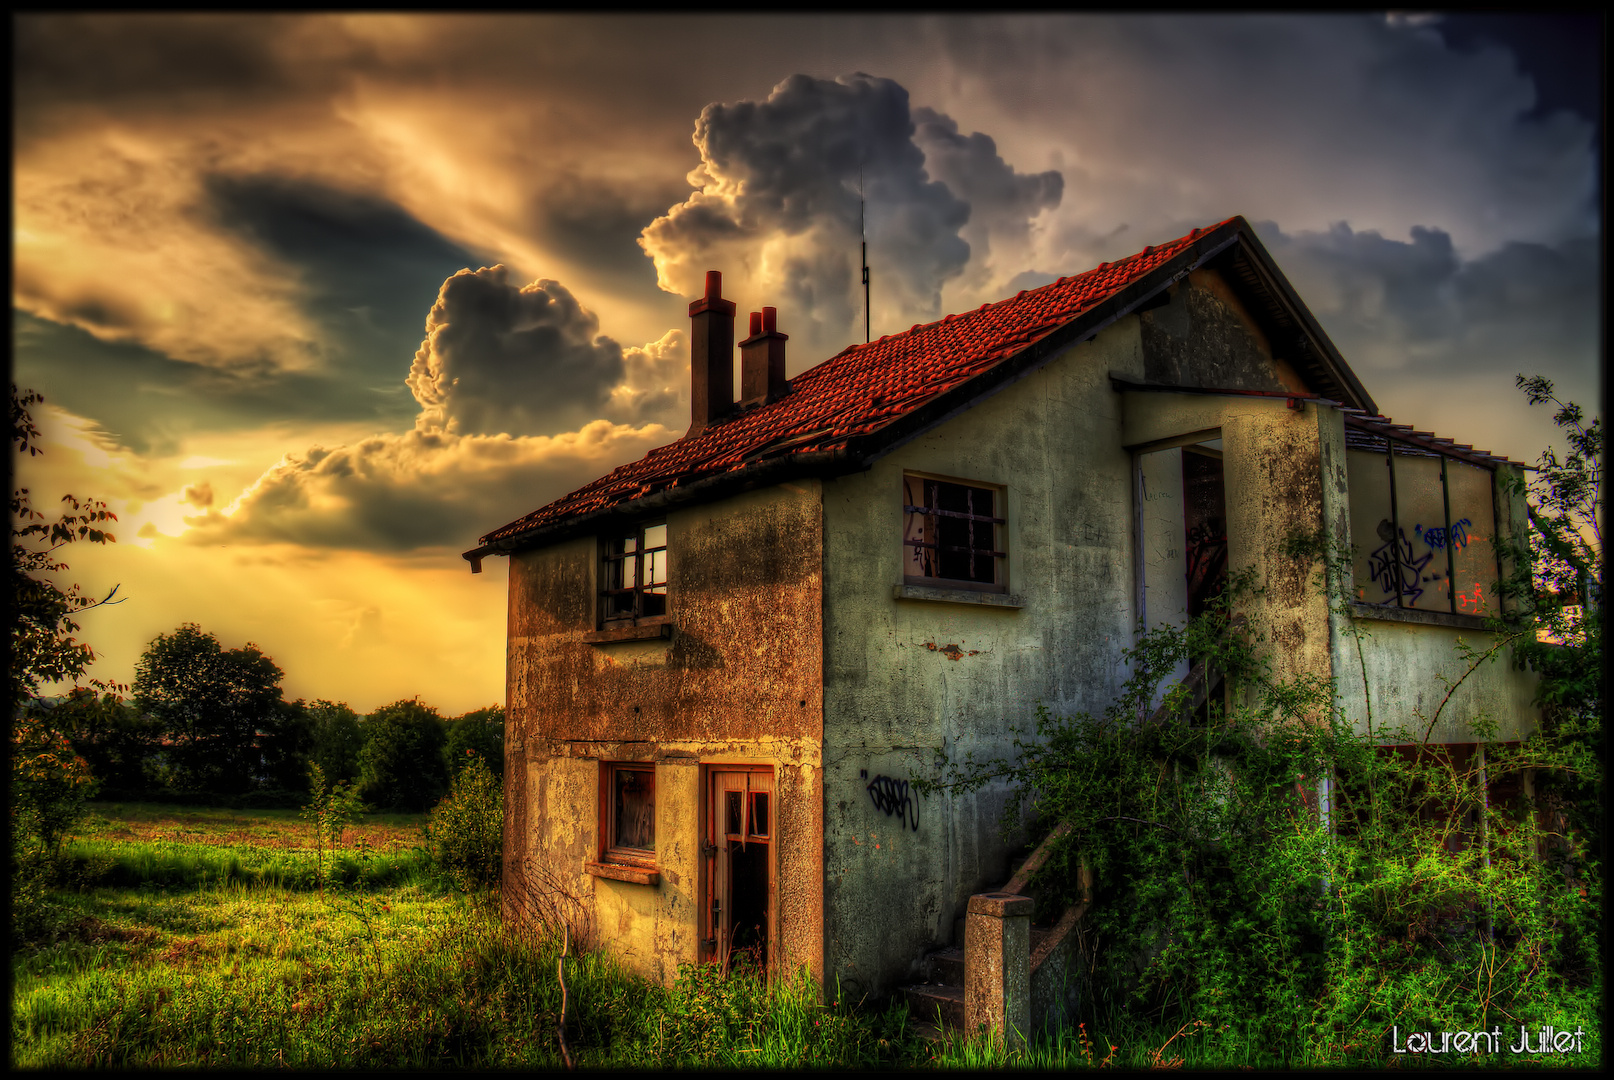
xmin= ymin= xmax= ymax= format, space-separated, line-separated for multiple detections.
xmin=475 ymin=218 xmax=1235 ymax=551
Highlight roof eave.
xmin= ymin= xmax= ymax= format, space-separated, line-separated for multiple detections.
xmin=1221 ymin=219 xmax=1378 ymax=415
xmin=461 ymin=446 xmax=861 ymax=568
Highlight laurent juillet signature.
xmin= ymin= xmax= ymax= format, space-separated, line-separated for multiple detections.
xmin=1391 ymin=1024 xmax=1589 ymax=1056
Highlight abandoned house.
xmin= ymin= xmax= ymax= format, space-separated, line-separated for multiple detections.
xmin=461 ymin=215 xmax=1539 ymax=1014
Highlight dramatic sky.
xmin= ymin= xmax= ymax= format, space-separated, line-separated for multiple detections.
xmin=13 ymin=14 xmax=1603 ymax=714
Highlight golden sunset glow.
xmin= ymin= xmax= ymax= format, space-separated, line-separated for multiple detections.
xmin=13 ymin=14 xmax=1600 ymax=713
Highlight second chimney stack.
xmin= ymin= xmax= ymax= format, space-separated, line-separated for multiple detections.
xmin=740 ymin=305 xmax=789 ymax=407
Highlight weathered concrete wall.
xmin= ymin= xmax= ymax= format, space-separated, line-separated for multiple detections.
xmin=821 ymin=319 xmax=1144 ymax=1000
xmin=503 ymin=483 xmax=825 ymax=986
xmin=1140 ymin=269 xmax=1310 ymax=393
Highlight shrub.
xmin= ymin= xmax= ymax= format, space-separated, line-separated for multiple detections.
xmin=424 ymin=753 xmax=503 ymax=894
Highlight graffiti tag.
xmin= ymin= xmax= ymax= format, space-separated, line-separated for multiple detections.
xmin=1368 ymin=525 xmax=1434 ymax=604
xmin=866 ymin=775 xmax=919 ymax=832
xmin=1456 ymin=583 xmax=1485 ymax=613
xmin=1414 ymin=519 xmax=1472 ymax=551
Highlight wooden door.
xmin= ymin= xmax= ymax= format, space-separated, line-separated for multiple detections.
xmin=705 ymin=767 xmax=775 ymax=973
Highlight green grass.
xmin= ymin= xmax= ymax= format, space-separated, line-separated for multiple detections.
xmin=23 ymin=801 xmax=1591 ymax=1068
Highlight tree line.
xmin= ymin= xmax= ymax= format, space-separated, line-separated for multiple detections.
xmin=11 ymin=381 xmax=501 ymax=817
xmin=35 ymin=625 xmax=503 ymax=812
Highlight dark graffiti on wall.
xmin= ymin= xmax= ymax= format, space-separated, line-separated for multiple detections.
xmin=1414 ymin=518 xmax=1472 ymax=552
xmin=866 ymin=775 xmax=920 ymax=831
xmin=1369 ymin=517 xmax=1480 ymax=605
xmin=1368 ymin=521 xmax=1435 ymax=604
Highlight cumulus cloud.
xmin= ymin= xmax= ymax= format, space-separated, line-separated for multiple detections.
xmin=186 ymin=420 xmax=670 ymax=551
xmin=911 ymin=106 xmax=1062 ymax=283
xmin=406 ymin=266 xmax=629 ymax=435
xmin=184 ymin=265 xmax=685 ymax=552
xmin=639 ymin=73 xmax=1063 ymax=352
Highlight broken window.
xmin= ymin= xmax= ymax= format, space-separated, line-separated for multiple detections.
xmin=903 ymin=474 xmax=1006 ymax=591
xmin=602 ymin=763 xmax=655 ymax=865
xmin=1345 ymin=426 xmax=1499 ymax=616
xmin=600 ymin=522 xmax=668 ymax=627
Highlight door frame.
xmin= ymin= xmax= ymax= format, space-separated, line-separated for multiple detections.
xmin=701 ymin=764 xmax=777 ymax=974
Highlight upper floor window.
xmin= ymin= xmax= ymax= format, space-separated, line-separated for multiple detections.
xmin=1345 ymin=425 xmax=1498 ymax=617
xmin=600 ymin=522 xmax=667 ymax=628
xmin=903 ymin=473 xmax=1006 ymax=592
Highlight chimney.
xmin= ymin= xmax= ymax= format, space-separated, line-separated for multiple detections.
xmin=686 ymin=270 xmax=737 ymax=438
xmin=739 ymin=306 xmax=789 ymax=407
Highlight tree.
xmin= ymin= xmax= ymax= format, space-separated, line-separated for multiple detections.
xmin=132 ymin=624 xmax=291 ymax=795
xmin=446 ymin=704 xmax=504 ymax=783
xmin=1501 ymin=375 xmax=1602 ymax=881
xmin=46 ymin=687 xmax=162 ymax=796
xmin=358 ymin=697 xmax=449 ymax=812
xmin=10 ymin=384 xmax=123 ymax=710
xmin=306 ymin=699 xmax=365 ymax=787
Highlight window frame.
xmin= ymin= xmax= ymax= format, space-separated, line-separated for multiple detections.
xmin=1345 ymin=421 xmax=1502 ymax=617
xmin=599 ymin=762 xmax=657 ymax=869
xmin=598 ymin=521 xmax=669 ymax=629
xmin=901 ymin=471 xmax=1008 ymax=594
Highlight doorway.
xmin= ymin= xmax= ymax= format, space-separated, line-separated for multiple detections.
xmin=705 ymin=768 xmax=775 ymax=973
xmin=1135 ymin=435 xmax=1228 ymax=722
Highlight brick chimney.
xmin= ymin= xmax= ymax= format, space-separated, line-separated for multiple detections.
xmin=739 ymin=306 xmax=789 ymax=407
xmin=686 ymin=270 xmax=736 ymax=438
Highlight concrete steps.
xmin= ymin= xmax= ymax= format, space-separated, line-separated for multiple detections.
xmin=899 ymin=834 xmax=1085 ymax=1040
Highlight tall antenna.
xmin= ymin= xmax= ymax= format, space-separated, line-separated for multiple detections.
xmin=859 ymin=160 xmax=870 ymax=344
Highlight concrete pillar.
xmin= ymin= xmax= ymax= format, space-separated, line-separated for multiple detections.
xmin=964 ymin=891 xmax=1033 ymax=1045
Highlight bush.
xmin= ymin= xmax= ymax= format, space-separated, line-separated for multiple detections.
xmin=424 ymin=753 xmax=503 ymax=894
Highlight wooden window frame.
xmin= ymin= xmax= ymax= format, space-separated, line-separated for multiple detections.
xmin=902 ymin=472 xmax=1007 ymax=593
xmin=598 ymin=762 xmax=657 ymax=870
xmin=599 ymin=521 xmax=669 ymax=629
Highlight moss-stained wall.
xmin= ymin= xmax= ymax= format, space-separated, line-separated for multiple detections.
xmin=503 ymin=483 xmax=825 ymax=987
xmin=820 ymin=319 xmax=1145 ymax=1000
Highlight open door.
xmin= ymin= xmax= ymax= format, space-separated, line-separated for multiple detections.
xmin=1136 ymin=435 xmax=1227 ymax=721
xmin=704 ymin=768 xmax=775 ymax=973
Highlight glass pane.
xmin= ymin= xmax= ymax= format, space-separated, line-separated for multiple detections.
xmin=903 ymin=476 xmax=931 ymax=578
xmin=641 ymin=589 xmax=666 ymax=618
xmin=614 ymin=769 xmax=655 ymax=851
xmin=622 ymin=553 xmax=637 ymax=590
xmin=726 ymin=790 xmax=743 ymax=837
xmin=647 ymin=548 xmax=667 ymax=586
xmin=1446 ymin=459 xmax=1496 ymax=616
xmin=1347 ymin=446 xmax=1396 ymax=605
xmin=1390 ymin=448 xmax=1449 ymax=611
xmin=642 ymin=523 xmax=667 ymax=550
xmin=750 ymin=792 xmax=769 ymax=838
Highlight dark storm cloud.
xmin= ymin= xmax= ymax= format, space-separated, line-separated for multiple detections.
xmin=1257 ymin=221 xmax=1598 ymax=384
xmin=911 ymin=107 xmax=1063 ymax=266
xmin=406 ymin=267 xmax=628 ymax=437
xmin=204 ymin=173 xmax=488 ymax=383
xmin=528 ymin=174 xmax=688 ymax=290
xmin=12 ymin=14 xmax=375 ymax=145
xmin=10 ymin=312 xmax=415 ymax=458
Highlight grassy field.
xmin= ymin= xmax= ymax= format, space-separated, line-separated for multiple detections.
xmin=24 ymin=801 xmax=1573 ymax=1069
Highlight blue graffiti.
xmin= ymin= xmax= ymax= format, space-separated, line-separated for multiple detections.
xmin=1414 ymin=518 xmax=1472 ymax=551
xmin=1368 ymin=528 xmax=1434 ymax=603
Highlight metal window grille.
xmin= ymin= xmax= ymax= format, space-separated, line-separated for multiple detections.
xmin=903 ymin=476 xmax=1006 ymax=589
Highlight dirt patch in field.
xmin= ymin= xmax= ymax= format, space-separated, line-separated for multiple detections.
xmin=73 ymin=917 xmax=159 ymax=946
xmin=156 ymin=937 xmax=208 ymax=966
xmin=83 ymin=815 xmax=423 ymax=853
